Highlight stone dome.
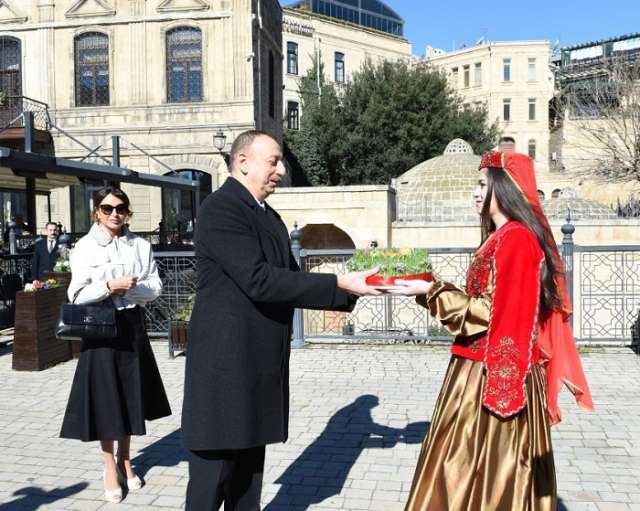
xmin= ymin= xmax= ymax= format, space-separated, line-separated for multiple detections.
xmin=444 ymin=138 xmax=474 ymax=155
xmin=541 ymin=198 xmax=617 ymax=221
xmin=395 ymin=140 xmax=481 ymax=222
xmin=394 ymin=139 xmax=618 ymax=223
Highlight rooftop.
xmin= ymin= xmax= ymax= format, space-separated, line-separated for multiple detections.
xmin=286 ymin=0 xmax=404 ymax=37
xmin=562 ymin=32 xmax=640 ymax=52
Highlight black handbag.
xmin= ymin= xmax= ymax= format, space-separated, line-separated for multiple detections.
xmin=56 ymin=294 xmax=118 ymax=341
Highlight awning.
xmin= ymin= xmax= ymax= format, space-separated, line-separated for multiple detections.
xmin=0 ymin=146 xmax=200 ymax=192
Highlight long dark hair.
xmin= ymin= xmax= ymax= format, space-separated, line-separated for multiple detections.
xmin=482 ymin=167 xmax=562 ymax=318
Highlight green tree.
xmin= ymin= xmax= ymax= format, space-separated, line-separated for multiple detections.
xmin=286 ymin=59 xmax=499 ymax=185
xmin=285 ymin=60 xmax=346 ymax=185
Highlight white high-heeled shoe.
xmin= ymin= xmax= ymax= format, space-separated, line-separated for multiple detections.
xmin=103 ymin=469 xmax=123 ymax=503
xmin=116 ymin=460 xmax=143 ymax=490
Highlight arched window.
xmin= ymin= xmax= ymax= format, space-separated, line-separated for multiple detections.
xmin=74 ymin=32 xmax=110 ymax=106
xmin=287 ymin=101 xmax=299 ymax=130
xmin=0 ymin=37 xmax=22 ymax=125
xmin=537 ymin=190 xmax=545 ymax=201
xmin=300 ymin=224 xmax=355 ymax=249
xmin=162 ymin=170 xmax=211 ymax=232
xmin=552 ymin=188 xmax=561 ymax=198
xmin=166 ymin=27 xmax=202 ymax=103
xmin=0 ymin=37 xmax=21 ymax=96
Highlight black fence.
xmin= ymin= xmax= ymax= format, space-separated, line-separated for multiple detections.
xmin=295 ymin=245 xmax=640 ymax=346
xmin=144 ymin=252 xmax=196 ymax=337
xmin=1 ymin=224 xmax=639 ymax=347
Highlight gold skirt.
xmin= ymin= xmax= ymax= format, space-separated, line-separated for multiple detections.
xmin=406 ymin=356 xmax=556 ymax=511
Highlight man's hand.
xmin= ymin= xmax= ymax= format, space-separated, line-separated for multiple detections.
xmin=337 ymin=267 xmax=383 ymax=296
xmin=108 ymin=275 xmax=138 ymax=294
xmin=390 ymin=279 xmax=434 ymax=296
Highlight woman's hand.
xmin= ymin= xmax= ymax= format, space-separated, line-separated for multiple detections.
xmin=391 ymin=279 xmax=434 ymax=296
xmin=108 ymin=275 xmax=138 ymax=294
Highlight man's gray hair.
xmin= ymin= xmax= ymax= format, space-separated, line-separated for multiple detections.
xmin=228 ymin=130 xmax=276 ymax=173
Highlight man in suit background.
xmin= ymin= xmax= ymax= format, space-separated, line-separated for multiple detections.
xmin=30 ymin=222 xmax=60 ymax=280
xmin=181 ymin=130 xmax=380 ymax=510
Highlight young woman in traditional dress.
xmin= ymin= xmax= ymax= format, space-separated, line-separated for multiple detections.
xmin=394 ymin=151 xmax=594 ymax=511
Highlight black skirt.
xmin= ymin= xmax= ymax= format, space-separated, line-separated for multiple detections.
xmin=60 ymin=306 xmax=172 ymax=442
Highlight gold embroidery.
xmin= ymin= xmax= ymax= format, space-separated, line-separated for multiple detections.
xmin=485 ymin=336 xmax=522 ymax=411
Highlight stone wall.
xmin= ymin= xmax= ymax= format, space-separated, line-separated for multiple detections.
xmin=268 ymin=185 xmax=395 ymax=248
xmin=4 ymin=0 xmax=282 ymax=232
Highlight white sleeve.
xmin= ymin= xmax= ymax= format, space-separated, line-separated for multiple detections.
xmin=124 ymin=242 xmax=163 ymax=304
xmin=67 ymin=244 xmax=111 ymax=304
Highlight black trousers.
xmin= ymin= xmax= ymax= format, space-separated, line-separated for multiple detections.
xmin=186 ymin=446 xmax=266 ymax=511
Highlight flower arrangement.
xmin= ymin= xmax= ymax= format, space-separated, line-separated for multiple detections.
xmin=24 ymin=279 xmax=61 ymax=292
xmin=347 ymin=247 xmax=433 ymax=286
xmin=53 ymin=245 xmax=72 ymax=272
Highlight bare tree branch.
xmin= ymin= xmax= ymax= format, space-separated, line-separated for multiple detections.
xmin=557 ymin=57 xmax=640 ymax=181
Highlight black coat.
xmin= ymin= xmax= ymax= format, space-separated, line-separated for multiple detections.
xmin=31 ymin=238 xmax=60 ymax=280
xmin=181 ymin=177 xmax=356 ymax=451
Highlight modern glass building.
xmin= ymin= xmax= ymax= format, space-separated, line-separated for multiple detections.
xmin=288 ymin=0 xmax=404 ymax=37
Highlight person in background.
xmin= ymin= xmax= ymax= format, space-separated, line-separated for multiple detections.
xmin=498 ymin=135 xmax=516 ymax=152
xmin=31 ymin=222 xmax=60 ymax=280
xmin=3 ymin=214 xmax=31 ymax=244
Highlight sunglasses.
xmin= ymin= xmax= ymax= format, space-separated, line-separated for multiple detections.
xmin=99 ymin=204 xmax=130 ymax=216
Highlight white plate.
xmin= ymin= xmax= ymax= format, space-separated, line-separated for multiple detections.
xmin=372 ymin=285 xmax=405 ymax=294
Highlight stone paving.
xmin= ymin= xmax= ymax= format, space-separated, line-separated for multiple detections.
xmin=0 ymin=341 xmax=638 ymax=511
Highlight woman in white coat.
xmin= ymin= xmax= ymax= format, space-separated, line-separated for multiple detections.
xmin=60 ymin=186 xmax=171 ymax=503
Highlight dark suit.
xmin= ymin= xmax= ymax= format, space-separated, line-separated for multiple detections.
xmin=182 ymin=177 xmax=356 ymax=510
xmin=30 ymin=237 xmax=59 ymax=280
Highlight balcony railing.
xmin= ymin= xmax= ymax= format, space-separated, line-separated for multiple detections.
xmin=0 ymin=95 xmax=51 ymax=132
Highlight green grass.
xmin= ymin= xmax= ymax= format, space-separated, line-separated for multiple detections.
xmin=347 ymin=248 xmax=432 ymax=277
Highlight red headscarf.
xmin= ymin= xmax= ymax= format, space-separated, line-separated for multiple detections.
xmin=480 ymin=151 xmax=594 ymax=424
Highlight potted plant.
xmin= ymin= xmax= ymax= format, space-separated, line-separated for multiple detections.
xmin=13 ymin=279 xmax=71 ymax=370
xmin=347 ymin=247 xmax=433 ymax=289
xmin=43 ymin=245 xmax=73 ymax=288
xmin=168 ymin=294 xmax=193 ymax=358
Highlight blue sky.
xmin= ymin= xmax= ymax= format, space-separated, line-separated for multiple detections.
xmin=282 ymin=1 xmax=640 ymax=57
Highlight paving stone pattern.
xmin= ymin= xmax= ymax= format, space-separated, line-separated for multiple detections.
xmin=0 ymin=342 xmax=638 ymax=510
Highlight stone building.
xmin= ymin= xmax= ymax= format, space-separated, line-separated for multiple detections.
xmin=549 ymin=32 xmax=640 ymax=205
xmin=269 ymin=139 xmax=640 ymax=249
xmin=0 ymin=0 xmax=283 ymax=233
xmin=281 ymin=0 xmax=411 ymax=129
xmin=424 ymin=41 xmax=555 ymax=174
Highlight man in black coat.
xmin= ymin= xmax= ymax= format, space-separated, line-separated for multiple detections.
xmin=181 ymin=131 xmax=380 ymax=510
xmin=30 ymin=222 xmax=60 ymax=280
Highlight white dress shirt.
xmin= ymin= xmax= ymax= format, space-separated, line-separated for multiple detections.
xmin=67 ymin=223 xmax=162 ymax=309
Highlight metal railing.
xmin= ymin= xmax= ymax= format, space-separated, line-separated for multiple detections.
xmin=290 ymin=222 xmax=640 ymax=348
xmin=144 ymin=251 xmax=196 ymax=336
xmin=573 ymin=245 xmax=640 ymax=344
xmin=0 ymin=95 xmax=51 ymax=133
xmin=1 ymin=220 xmax=638 ymax=347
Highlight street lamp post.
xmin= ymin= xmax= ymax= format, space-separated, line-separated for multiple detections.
xmin=213 ymin=130 xmax=230 ymax=169
xmin=213 ymin=130 xmax=226 ymax=152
